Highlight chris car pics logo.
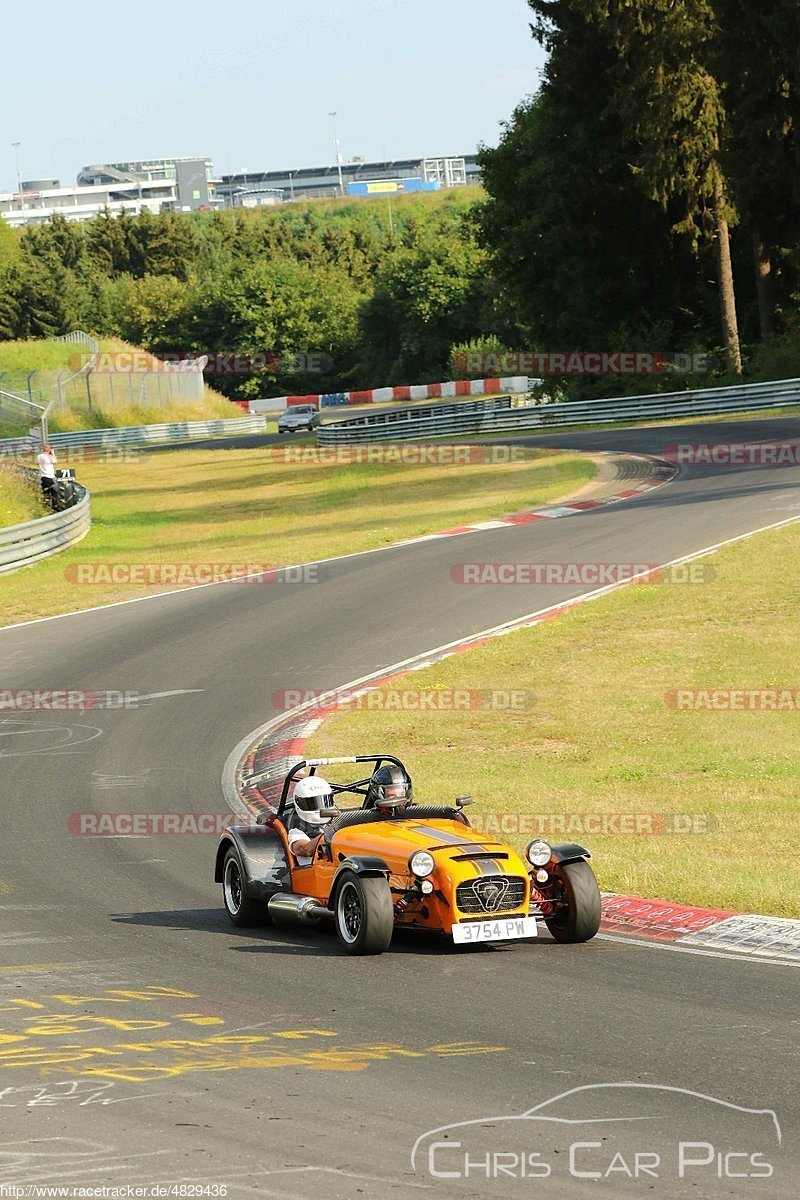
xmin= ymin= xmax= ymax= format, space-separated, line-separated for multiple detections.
xmin=411 ymin=1084 xmax=781 ymax=1187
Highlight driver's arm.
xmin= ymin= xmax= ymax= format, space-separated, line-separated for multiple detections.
xmin=288 ymin=831 xmax=322 ymax=858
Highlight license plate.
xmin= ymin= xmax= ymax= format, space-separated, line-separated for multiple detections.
xmin=452 ymin=916 xmax=538 ymax=944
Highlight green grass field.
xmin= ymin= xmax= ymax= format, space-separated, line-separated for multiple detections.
xmin=0 ymin=339 xmax=84 ymax=372
xmin=0 ymin=443 xmax=594 ymax=624
xmin=306 ymin=519 xmax=800 ymax=918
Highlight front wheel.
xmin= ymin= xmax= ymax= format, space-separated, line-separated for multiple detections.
xmin=334 ymin=871 xmax=393 ymax=955
xmin=543 ymin=860 xmax=601 ymax=944
xmin=222 ymin=846 xmax=266 ymax=927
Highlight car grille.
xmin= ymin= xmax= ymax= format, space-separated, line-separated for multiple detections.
xmin=456 ymin=875 xmax=527 ymax=915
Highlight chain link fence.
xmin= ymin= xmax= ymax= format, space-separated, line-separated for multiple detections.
xmin=0 ymin=333 xmax=207 ymax=440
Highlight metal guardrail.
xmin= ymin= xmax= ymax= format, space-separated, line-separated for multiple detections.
xmin=0 ymin=482 xmax=91 ymax=575
xmin=318 ymin=378 xmax=800 ymax=443
xmin=0 ymin=413 xmax=268 ymax=456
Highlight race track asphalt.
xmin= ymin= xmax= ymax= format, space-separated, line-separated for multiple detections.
xmin=0 ymin=416 xmax=798 ymax=1198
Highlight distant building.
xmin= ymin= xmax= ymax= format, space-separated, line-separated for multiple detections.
xmin=0 ymin=153 xmax=480 ymax=229
xmin=0 ymin=178 xmax=176 ymax=228
xmin=217 ymin=154 xmax=478 ymax=205
xmin=77 ymin=157 xmax=215 ymax=190
xmin=0 ymin=157 xmax=217 ymax=229
xmin=230 ymin=187 xmax=285 ymax=208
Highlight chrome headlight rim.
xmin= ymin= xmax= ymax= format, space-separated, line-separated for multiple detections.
xmin=408 ymin=850 xmax=435 ymax=878
xmin=526 ymin=839 xmax=553 ymax=868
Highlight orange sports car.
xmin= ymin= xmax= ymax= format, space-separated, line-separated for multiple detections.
xmin=215 ymin=755 xmax=602 ymax=955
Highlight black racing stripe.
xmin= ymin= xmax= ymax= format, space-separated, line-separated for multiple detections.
xmin=408 ymin=825 xmax=473 ymax=845
xmin=473 ymin=857 xmax=501 ymax=876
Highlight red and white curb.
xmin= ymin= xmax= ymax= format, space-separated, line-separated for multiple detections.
xmin=602 ymin=896 xmax=800 ymax=962
xmin=393 ymin=454 xmax=675 ymax=546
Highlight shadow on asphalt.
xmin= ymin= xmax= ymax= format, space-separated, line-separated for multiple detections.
xmin=112 ymin=907 xmax=553 ymax=956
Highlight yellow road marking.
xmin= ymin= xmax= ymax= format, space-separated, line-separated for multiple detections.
xmin=0 ymin=964 xmax=63 ymax=974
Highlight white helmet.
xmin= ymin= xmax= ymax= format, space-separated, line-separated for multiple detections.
xmin=293 ymin=776 xmax=337 ymax=828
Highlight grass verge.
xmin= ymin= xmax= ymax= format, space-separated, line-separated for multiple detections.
xmin=0 ymin=464 xmax=46 ymax=526
xmin=306 ymin=520 xmax=800 ymax=918
xmin=0 ymin=444 xmax=595 ymax=624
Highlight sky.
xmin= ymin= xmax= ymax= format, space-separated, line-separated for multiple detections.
xmin=2 ymin=0 xmax=545 ymax=192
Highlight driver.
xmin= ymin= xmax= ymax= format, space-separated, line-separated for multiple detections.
xmin=365 ymin=764 xmax=414 ymax=812
xmin=287 ymin=776 xmax=338 ymax=866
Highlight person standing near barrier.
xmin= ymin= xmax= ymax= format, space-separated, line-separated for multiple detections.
xmin=37 ymin=443 xmax=58 ymax=509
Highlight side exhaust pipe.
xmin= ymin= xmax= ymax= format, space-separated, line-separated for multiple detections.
xmin=268 ymin=893 xmax=332 ymax=923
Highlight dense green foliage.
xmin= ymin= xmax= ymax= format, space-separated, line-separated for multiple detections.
xmin=2 ymin=0 xmax=799 ymax=397
xmin=0 ymin=195 xmax=489 ymax=396
xmin=478 ymin=0 xmax=800 ymax=390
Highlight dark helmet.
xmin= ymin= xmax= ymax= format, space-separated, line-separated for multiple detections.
xmin=366 ymin=763 xmax=414 ymax=810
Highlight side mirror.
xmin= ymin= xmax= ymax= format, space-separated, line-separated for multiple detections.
xmin=456 ymin=796 xmax=474 ymax=807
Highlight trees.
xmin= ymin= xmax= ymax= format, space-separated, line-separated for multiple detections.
xmin=584 ymin=1 xmax=742 ymax=373
xmin=358 ymin=226 xmax=490 ymax=383
xmin=477 ymin=2 xmax=709 ymax=395
xmin=716 ymin=0 xmax=800 ymax=341
xmin=480 ymin=0 xmax=800 ymax=380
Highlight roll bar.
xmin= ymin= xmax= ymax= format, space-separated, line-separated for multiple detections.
xmin=277 ymin=754 xmax=407 ymax=817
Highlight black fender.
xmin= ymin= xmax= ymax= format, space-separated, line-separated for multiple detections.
xmin=550 ymin=843 xmax=591 ymax=866
xmin=328 ymin=855 xmax=391 ymax=910
xmin=215 ymin=824 xmax=290 ymax=901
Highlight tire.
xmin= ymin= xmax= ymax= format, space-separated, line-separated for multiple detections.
xmin=543 ymin=860 xmax=601 ymax=944
xmin=334 ymin=871 xmax=393 ymax=955
xmin=222 ymin=846 xmax=266 ymax=928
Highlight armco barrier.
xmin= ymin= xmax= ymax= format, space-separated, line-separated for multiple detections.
xmin=317 ymin=377 xmax=800 ymax=443
xmin=0 ymin=413 xmax=268 ymax=456
xmin=247 ymin=377 xmax=530 ymax=414
xmin=0 ymin=483 xmax=91 ymax=575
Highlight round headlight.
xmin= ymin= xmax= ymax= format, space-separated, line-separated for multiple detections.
xmin=409 ymin=850 xmax=435 ymax=878
xmin=526 ymin=839 xmax=552 ymax=867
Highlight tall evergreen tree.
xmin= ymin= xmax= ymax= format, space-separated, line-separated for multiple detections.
xmin=586 ymin=0 xmax=742 ymax=373
xmin=716 ymin=0 xmax=800 ymax=341
xmin=478 ymin=0 xmax=707 ymax=391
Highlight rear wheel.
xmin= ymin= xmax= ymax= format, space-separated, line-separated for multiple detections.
xmin=222 ymin=846 xmax=266 ymax=927
xmin=334 ymin=871 xmax=393 ymax=955
xmin=543 ymin=860 xmax=601 ymax=944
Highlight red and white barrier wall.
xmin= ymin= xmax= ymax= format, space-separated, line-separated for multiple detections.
xmin=243 ymin=376 xmax=530 ymax=414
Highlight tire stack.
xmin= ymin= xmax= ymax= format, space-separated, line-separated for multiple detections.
xmin=54 ymin=469 xmax=78 ymax=512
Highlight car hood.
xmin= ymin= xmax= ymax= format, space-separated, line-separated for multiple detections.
xmin=331 ymin=818 xmax=528 ymax=879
